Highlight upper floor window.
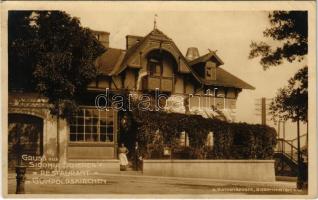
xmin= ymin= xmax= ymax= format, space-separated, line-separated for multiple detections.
xmin=205 ymin=62 xmax=216 ymax=80
xmin=149 ymin=58 xmax=162 ymax=76
xmin=206 ymin=66 xmax=212 ymax=78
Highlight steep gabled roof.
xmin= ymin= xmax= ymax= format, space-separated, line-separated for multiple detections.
xmin=95 ymin=29 xmax=254 ymax=90
xmin=110 ymin=28 xmax=192 ymax=75
xmin=188 ymin=51 xmax=224 ymax=66
xmin=109 ymin=34 xmax=148 ymax=75
xmin=95 ymin=48 xmax=126 ymax=75
xmin=198 ymin=67 xmax=255 ymax=89
xmin=188 ymin=51 xmax=254 ymax=90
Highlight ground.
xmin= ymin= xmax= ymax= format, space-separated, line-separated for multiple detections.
xmin=6 ymin=171 xmax=307 ymax=196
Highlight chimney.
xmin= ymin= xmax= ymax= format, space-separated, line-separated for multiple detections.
xmin=126 ymin=35 xmax=143 ymax=49
xmin=92 ymin=30 xmax=110 ymax=48
xmin=186 ymin=47 xmax=200 ymax=61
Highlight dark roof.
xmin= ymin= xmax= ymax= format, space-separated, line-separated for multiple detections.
xmin=95 ymin=48 xmax=125 ymax=75
xmin=111 ymin=28 xmax=177 ymax=75
xmin=94 ymin=29 xmax=254 ymax=90
xmin=96 ymin=30 xmax=159 ymax=76
xmin=200 ymin=67 xmax=255 ymax=90
xmin=188 ymin=51 xmax=224 ymax=66
xmin=113 ymin=36 xmax=147 ymax=74
xmin=105 ymin=28 xmax=193 ymax=76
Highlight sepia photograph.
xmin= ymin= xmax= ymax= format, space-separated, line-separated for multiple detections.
xmin=1 ymin=1 xmax=317 ymax=198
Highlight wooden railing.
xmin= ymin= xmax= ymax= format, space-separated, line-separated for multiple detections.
xmin=287 ymin=134 xmax=308 ymax=155
xmin=274 ymin=138 xmax=308 ymax=178
xmin=275 ymin=138 xmax=302 ymax=163
xmin=144 ymin=75 xmax=174 ymax=92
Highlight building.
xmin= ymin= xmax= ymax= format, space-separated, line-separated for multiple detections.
xmin=8 ymin=27 xmax=254 ymax=169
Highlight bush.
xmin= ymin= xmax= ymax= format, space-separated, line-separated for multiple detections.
xmin=126 ymin=110 xmax=277 ymax=160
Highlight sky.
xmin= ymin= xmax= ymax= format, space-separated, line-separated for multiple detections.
xmin=63 ymin=8 xmax=307 ymax=140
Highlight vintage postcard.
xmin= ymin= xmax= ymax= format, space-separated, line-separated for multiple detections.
xmin=1 ymin=1 xmax=317 ymax=198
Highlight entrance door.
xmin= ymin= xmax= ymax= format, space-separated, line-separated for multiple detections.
xmin=8 ymin=114 xmax=43 ymax=168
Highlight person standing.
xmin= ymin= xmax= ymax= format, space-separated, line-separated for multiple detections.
xmin=118 ymin=143 xmax=129 ymax=171
xmin=133 ymin=142 xmax=142 ymax=171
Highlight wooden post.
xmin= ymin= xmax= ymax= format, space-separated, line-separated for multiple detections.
xmin=213 ymin=88 xmax=217 ymax=108
xmin=277 ymin=121 xmax=281 ymax=139
xmin=306 ymin=122 xmax=308 ymax=150
xmin=296 ymin=119 xmax=303 ymax=189
xmin=261 ymin=97 xmax=266 ymax=125
xmin=283 ymin=121 xmax=286 ymax=140
xmin=114 ymin=109 xmax=118 ymax=159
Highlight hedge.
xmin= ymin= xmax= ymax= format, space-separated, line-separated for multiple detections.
xmin=120 ymin=110 xmax=277 ymax=160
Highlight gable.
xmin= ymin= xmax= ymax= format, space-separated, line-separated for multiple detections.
xmin=190 ymin=61 xmax=255 ymax=90
xmin=113 ymin=28 xmax=192 ymax=75
xmin=97 ymin=28 xmax=254 ymax=90
xmin=188 ymin=51 xmax=224 ymax=67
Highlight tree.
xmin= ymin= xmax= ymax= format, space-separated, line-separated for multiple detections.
xmin=249 ymin=11 xmax=308 ymax=189
xmin=9 ymin=11 xmax=105 ymax=118
xmin=249 ymin=11 xmax=307 ymax=70
xmin=269 ymin=66 xmax=308 ymax=123
xmin=9 ymin=11 xmax=36 ymax=91
xmin=269 ymin=66 xmax=308 ymax=189
xmin=249 ymin=10 xmax=308 ymax=128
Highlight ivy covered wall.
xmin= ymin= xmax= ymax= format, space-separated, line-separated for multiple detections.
xmin=120 ymin=110 xmax=277 ymax=160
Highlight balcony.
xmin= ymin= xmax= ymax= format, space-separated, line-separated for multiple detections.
xmin=143 ymin=75 xmax=174 ymax=92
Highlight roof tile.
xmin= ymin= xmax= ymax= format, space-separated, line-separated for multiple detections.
xmin=201 ymin=67 xmax=255 ymax=90
xmin=95 ymin=48 xmax=125 ymax=75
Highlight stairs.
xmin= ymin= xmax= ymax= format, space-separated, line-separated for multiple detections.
xmin=274 ymin=138 xmax=307 ymax=177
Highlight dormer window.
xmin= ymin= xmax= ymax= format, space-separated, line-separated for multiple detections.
xmin=205 ymin=61 xmax=216 ymax=80
xmin=206 ymin=66 xmax=212 ymax=78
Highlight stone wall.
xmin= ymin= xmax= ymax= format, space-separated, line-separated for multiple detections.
xmin=143 ymin=160 xmax=276 ymax=182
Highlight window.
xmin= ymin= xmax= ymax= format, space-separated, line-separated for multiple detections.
xmin=206 ymin=131 xmax=214 ymax=147
xmin=179 ymin=131 xmax=189 ymax=147
xmin=205 ymin=62 xmax=216 ymax=80
xmin=69 ymin=108 xmax=114 ymax=142
xmin=149 ymin=59 xmax=162 ymax=76
xmin=206 ymin=67 xmax=212 ymax=78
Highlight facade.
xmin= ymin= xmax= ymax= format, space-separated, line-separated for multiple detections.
xmin=8 ymin=28 xmax=254 ymax=167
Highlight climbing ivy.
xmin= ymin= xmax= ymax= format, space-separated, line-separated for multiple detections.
xmin=123 ymin=110 xmax=277 ymax=160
